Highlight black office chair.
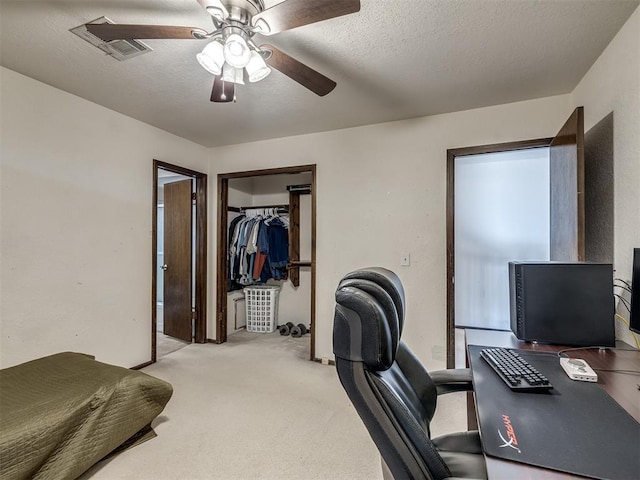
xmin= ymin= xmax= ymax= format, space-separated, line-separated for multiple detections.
xmin=333 ymin=267 xmax=486 ymax=480
xmin=338 ymin=268 xmax=473 ymax=395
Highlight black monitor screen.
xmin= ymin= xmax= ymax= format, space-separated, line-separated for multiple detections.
xmin=630 ymin=248 xmax=640 ymax=334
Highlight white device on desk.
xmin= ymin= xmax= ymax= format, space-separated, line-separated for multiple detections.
xmin=560 ymin=357 xmax=598 ymax=382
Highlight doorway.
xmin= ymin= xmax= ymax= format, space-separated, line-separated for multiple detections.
xmin=216 ymin=165 xmax=317 ymax=361
xmin=454 ymin=147 xmax=551 ymax=331
xmin=446 ymin=138 xmax=553 ymax=367
xmin=152 ymin=160 xmax=207 ymax=363
xmin=447 ymin=106 xmax=591 ymax=368
xmin=449 ymin=142 xmax=551 ymax=368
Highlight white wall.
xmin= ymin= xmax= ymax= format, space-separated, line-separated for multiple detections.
xmin=571 ymin=6 xmax=640 ymax=346
xmin=208 ymin=94 xmax=572 ymax=368
xmin=0 ymin=67 xmax=209 ymax=368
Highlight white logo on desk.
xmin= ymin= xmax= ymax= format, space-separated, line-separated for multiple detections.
xmin=498 ymin=415 xmax=521 ymax=453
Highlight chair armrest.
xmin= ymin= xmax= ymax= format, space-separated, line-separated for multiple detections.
xmin=430 ymin=368 xmax=473 ymax=395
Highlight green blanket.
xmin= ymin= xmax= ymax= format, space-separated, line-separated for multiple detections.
xmin=0 ymin=352 xmax=173 ymax=480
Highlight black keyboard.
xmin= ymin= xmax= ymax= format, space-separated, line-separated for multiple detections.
xmin=480 ymin=347 xmax=553 ymax=392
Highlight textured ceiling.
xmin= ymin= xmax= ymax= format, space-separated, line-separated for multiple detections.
xmin=1 ymin=0 xmax=638 ymax=147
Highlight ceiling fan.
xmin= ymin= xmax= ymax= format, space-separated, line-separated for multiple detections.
xmin=85 ymin=0 xmax=361 ymax=103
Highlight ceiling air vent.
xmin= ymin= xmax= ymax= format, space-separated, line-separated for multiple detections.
xmin=70 ymin=16 xmax=152 ymax=61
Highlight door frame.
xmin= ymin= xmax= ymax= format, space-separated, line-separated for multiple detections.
xmin=216 ymin=164 xmax=317 ymax=361
xmin=445 ymin=138 xmax=552 ymax=368
xmin=152 ymin=159 xmax=208 ymax=363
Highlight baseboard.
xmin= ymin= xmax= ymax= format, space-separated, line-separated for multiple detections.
xmin=131 ymin=360 xmax=153 ymax=370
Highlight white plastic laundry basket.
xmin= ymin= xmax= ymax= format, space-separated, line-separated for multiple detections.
xmin=244 ymin=286 xmax=280 ymax=333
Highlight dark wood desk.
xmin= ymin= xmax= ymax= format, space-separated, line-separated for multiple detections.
xmin=465 ymin=329 xmax=640 ymax=480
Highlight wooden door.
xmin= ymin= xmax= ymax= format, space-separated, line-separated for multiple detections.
xmin=550 ymin=107 xmax=585 ymax=261
xmin=163 ymin=179 xmax=193 ymax=342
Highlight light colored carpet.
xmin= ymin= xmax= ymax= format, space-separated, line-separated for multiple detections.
xmin=157 ymin=333 xmax=190 ymax=358
xmin=155 ymin=304 xmax=190 ymax=359
xmin=81 ymin=330 xmax=466 ymax=480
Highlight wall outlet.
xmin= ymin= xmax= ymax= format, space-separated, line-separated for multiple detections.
xmin=321 ymin=357 xmax=330 ymax=365
xmin=400 ymin=253 xmax=411 ymax=266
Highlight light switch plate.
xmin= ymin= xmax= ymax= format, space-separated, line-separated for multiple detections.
xmin=400 ymin=253 xmax=410 ymax=266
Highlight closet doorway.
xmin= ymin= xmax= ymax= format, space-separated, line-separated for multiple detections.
xmin=152 ymin=160 xmax=207 ymax=363
xmin=216 ymin=165 xmax=316 ymax=361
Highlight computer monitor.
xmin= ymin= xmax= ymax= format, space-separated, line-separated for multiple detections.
xmin=629 ymin=248 xmax=640 ymax=334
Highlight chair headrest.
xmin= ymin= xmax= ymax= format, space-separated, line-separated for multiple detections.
xmin=333 ymin=285 xmax=396 ymax=370
xmin=336 ymin=278 xmax=400 ymax=353
xmin=340 ymin=267 xmax=406 ymax=334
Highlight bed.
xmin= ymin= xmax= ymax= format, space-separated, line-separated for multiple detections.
xmin=0 ymin=352 xmax=173 ymax=480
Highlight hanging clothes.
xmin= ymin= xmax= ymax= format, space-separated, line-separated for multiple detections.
xmin=266 ymin=217 xmax=289 ymax=280
xmin=227 ymin=208 xmax=289 ymax=290
xmin=227 ymin=214 xmax=245 ymax=292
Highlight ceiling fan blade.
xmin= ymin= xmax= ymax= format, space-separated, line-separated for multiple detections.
xmin=251 ymin=0 xmax=360 ymax=35
xmin=85 ymin=24 xmax=207 ymax=41
xmin=210 ymin=75 xmax=235 ymax=103
xmin=261 ymin=44 xmax=336 ymax=96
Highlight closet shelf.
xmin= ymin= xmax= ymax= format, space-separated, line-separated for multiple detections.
xmin=228 ymin=204 xmax=289 ymax=213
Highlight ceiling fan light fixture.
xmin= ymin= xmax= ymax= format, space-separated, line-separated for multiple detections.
xmin=246 ymin=50 xmax=271 ymax=82
xmin=222 ymin=63 xmax=245 ymax=85
xmin=223 ymin=33 xmax=251 ymax=68
xmin=197 ymin=40 xmax=225 ymax=75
